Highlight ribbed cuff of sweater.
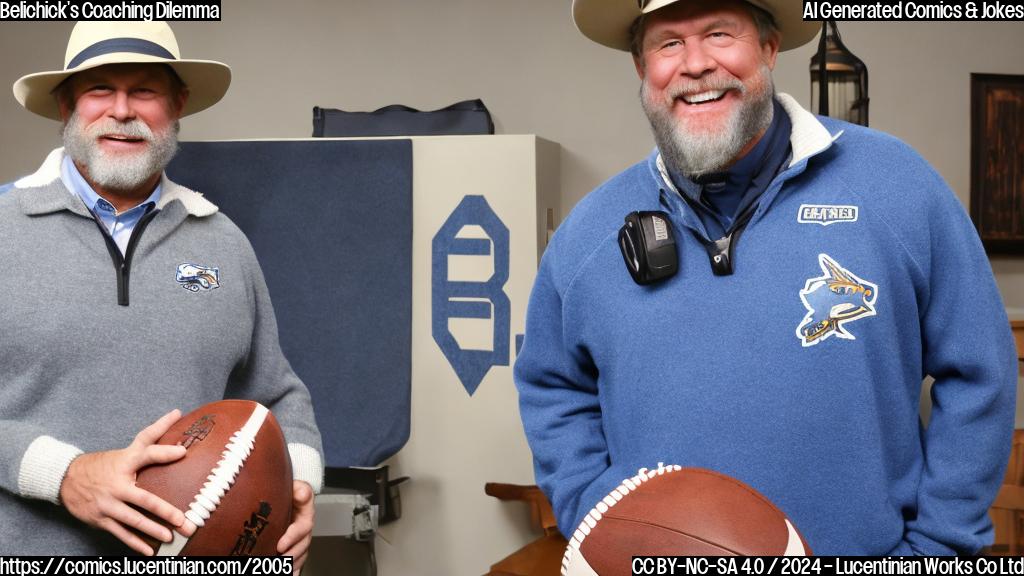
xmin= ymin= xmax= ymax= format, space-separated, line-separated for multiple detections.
xmin=18 ymin=435 xmax=83 ymax=504
xmin=288 ymin=443 xmax=324 ymax=494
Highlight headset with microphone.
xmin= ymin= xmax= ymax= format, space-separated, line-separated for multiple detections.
xmin=618 ymin=202 xmax=758 ymax=285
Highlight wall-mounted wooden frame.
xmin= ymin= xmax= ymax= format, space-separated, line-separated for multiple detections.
xmin=971 ymin=73 xmax=1024 ymax=254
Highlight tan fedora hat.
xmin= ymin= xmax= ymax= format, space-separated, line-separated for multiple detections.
xmin=572 ymin=0 xmax=820 ymax=52
xmin=13 ymin=20 xmax=231 ymax=121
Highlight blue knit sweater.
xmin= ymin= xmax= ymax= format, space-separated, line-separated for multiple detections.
xmin=514 ymin=94 xmax=1017 ymax=555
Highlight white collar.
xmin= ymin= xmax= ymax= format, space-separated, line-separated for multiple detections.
xmin=656 ymin=92 xmax=844 ymax=192
xmin=15 ymin=147 xmax=218 ymax=218
xmin=775 ymin=92 xmax=843 ymax=167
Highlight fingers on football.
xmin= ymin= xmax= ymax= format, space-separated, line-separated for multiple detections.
xmin=279 ymin=534 xmax=311 ymax=575
xmin=292 ymin=550 xmax=309 ymax=575
xmin=277 ymin=481 xmax=315 ymax=553
xmin=98 ymin=516 xmax=156 ymax=556
xmin=176 ymin=518 xmax=198 ymax=538
xmin=275 ymin=515 xmax=314 ymax=555
xmin=293 ymin=480 xmax=314 ymax=506
xmin=125 ymin=485 xmax=185 ymax=529
xmin=133 ymin=409 xmax=182 ymax=447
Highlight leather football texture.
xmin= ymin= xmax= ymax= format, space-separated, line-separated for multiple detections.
xmin=562 ymin=465 xmax=811 ymax=576
xmin=135 ymin=400 xmax=293 ymax=556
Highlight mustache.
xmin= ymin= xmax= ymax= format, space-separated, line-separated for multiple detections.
xmin=84 ymin=118 xmax=156 ymax=142
xmin=665 ymin=75 xmax=745 ymax=99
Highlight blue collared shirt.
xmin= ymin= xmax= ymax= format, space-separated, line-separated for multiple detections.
xmin=61 ymin=155 xmax=161 ymax=255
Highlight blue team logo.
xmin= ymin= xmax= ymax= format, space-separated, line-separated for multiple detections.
xmin=176 ymin=263 xmax=220 ymax=292
xmin=432 ymin=196 xmax=510 ymax=396
xmin=796 ymin=254 xmax=878 ymax=346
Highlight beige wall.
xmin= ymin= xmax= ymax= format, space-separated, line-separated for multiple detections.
xmin=1 ymin=9 xmax=1022 ymax=311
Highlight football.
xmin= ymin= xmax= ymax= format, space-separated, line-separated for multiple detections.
xmin=562 ymin=465 xmax=811 ymax=576
xmin=135 ymin=399 xmax=293 ymax=556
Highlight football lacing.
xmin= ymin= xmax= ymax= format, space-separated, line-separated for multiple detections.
xmin=156 ymin=403 xmax=269 ymax=556
xmin=561 ymin=462 xmax=682 ymax=576
xmin=183 ymin=404 xmax=268 ymax=527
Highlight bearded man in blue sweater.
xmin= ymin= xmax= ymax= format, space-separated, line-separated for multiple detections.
xmin=515 ymin=0 xmax=1018 ymax=556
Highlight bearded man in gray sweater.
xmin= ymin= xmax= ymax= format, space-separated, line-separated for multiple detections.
xmin=1 ymin=21 xmax=324 ymax=568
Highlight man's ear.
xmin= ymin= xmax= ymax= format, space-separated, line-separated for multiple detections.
xmin=762 ymin=32 xmax=780 ymax=70
xmin=55 ymin=83 xmax=74 ymax=123
xmin=634 ymin=54 xmax=646 ymax=80
xmin=57 ymin=99 xmax=72 ymax=123
xmin=173 ymin=87 xmax=190 ymax=117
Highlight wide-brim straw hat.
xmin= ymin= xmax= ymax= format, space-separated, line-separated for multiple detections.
xmin=573 ymin=0 xmax=820 ymax=52
xmin=13 ymin=20 xmax=231 ymax=120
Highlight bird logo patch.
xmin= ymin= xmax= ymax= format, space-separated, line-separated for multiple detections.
xmin=796 ymin=254 xmax=877 ymax=346
xmin=176 ymin=263 xmax=220 ymax=292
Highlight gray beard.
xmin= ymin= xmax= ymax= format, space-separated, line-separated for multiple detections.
xmin=63 ymin=111 xmax=180 ymax=192
xmin=641 ymin=65 xmax=775 ymax=178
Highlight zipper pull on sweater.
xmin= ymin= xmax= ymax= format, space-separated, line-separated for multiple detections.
xmin=92 ymin=206 xmax=160 ymax=307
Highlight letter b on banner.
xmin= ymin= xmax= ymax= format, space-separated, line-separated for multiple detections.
xmin=432 ymin=195 xmax=511 ymax=396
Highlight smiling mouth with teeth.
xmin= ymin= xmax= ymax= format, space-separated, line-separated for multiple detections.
xmin=680 ymin=90 xmax=729 ymax=105
xmin=102 ymin=135 xmax=145 ymax=143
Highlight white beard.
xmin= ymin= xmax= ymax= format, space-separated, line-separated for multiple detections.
xmin=63 ymin=111 xmax=179 ymax=192
xmin=641 ymin=64 xmax=775 ymax=177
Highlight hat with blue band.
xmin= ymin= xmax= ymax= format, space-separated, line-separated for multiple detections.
xmin=572 ymin=0 xmax=820 ymax=52
xmin=13 ymin=21 xmax=231 ymax=120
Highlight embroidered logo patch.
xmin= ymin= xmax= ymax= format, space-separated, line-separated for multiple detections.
xmin=798 ymin=204 xmax=858 ymax=226
xmin=176 ymin=263 xmax=220 ymax=292
xmin=796 ymin=254 xmax=878 ymax=346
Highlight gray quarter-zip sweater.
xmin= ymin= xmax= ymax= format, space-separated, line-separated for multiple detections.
xmin=0 ymin=149 xmax=324 ymax=554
